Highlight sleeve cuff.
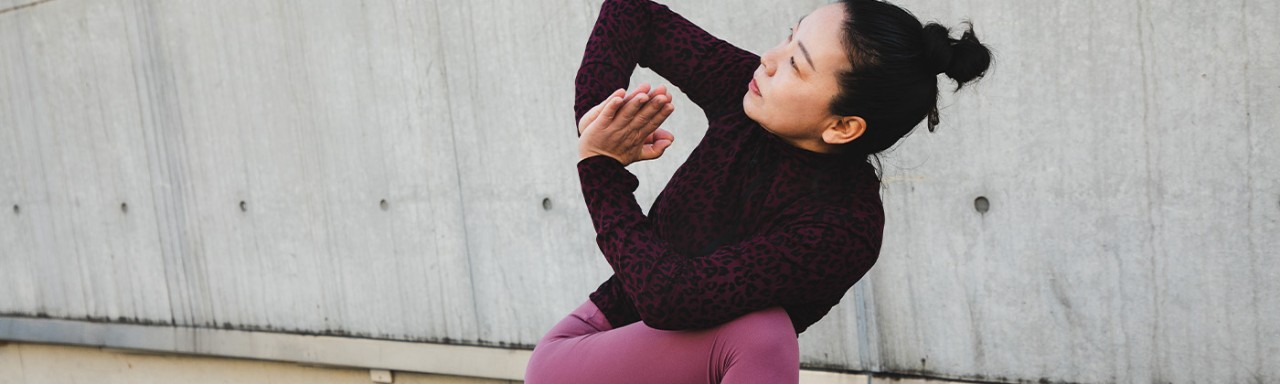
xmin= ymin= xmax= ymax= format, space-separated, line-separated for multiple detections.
xmin=589 ymin=278 xmax=642 ymax=329
xmin=577 ymin=154 xmax=641 ymax=232
xmin=577 ymin=155 xmax=639 ymax=194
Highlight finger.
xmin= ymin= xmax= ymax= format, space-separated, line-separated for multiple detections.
xmin=579 ymin=104 xmax=601 ymax=134
xmin=595 ymin=96 xmax=625 ymax=128
xmin=629 ymin=93 xmax=668 ymax=130
xmin=634 ymin=94 xmax=671 ymax=128
xmin=625 ymin=83 xmax=651 ymax=101
xmin=614 ymin=92 xmax=651 ymax=126
xmin=580 ymin=101 xmax=606 ymax=127
xmin=641 ymin=102 xmax=676 ymax=136
xmin=585 ymin=89 xmax=624 ymax=123
xmin=649 ymin=84 xmax=668 ymax=98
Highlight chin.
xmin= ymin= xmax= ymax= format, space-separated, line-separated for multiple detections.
xmin=742 ymin=97 xmax=761 ymax=124
xmin=744 ymin=111 xmax=772 ymax=134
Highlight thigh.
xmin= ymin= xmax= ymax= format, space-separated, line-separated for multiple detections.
xmin=527 ymin=300 xmax=723 ymax=384
xmin=527 ymin=300 xmax=799 ymax=384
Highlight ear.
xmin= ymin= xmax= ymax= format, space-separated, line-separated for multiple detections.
xmin=822 ymin=116 xmax=866 ymax=145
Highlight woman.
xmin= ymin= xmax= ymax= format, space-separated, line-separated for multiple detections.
xmin=527 ymin=0 xmax=991 ymax=382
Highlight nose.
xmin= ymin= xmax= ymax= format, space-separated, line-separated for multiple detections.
xmin=760 ymin=44 xmax=782 ymax=77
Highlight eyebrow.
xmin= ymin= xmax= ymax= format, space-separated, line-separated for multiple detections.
xmin=794 ymin=15 xmax=816 ymax=71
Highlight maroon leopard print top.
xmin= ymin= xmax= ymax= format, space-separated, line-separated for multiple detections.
xmin=575 ymin=0 xmax=885 ymax=335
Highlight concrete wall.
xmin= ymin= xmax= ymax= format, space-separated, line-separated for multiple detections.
xmin=1 ymin=0 xmax=1276 ymax=383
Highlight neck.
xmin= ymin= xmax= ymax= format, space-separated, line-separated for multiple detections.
xmin=780 ymin=135 xmax=841 ymax=155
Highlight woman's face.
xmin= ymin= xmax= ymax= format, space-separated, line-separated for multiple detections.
xmin=743 ymin=3 xmax=863 ymax=153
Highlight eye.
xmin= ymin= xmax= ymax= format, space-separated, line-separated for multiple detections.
xmin=791 ymin=57 xmax=798 ymax=70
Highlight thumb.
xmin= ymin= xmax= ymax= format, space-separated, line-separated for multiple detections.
xmin=655 ymin=139 xmax=673 ymax=153
xmin=579 ymin=103 xmax=603 ymax=134
xmin=650 ymin=128 xmax=674 ymax=144
xmin=639 ymin=133 xmax=674 ymax=161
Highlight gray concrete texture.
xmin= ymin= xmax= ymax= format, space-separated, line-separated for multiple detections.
xmin=0 ymin=0 xmax=1276 ymax=383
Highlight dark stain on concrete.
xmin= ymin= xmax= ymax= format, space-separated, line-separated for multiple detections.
xmin=0 ymin=311 xmax=539 ymax=350
xmin=0 ymin=0 xmax=57 ymax=16
xmin=799 ymin=363 xmax=1091 ymax=384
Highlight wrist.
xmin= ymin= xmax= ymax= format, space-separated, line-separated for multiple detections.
xmin=579 ymin=150 xmax=625 ymax=165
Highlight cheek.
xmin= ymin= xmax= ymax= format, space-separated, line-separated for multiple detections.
xmin=749 ymin=78 xmax=820 ymax=124
xmin=774 ymin=86 xmax=822 ymax=118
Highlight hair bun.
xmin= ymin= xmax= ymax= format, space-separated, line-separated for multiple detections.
xmin=920 ymin=24 xmax=953 ymax=75
xmin=921 ymin=21 xmax=992 ymax=90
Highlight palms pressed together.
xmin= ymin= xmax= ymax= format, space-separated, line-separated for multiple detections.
xmin=578 ymin=83 xmax=677 ymax=166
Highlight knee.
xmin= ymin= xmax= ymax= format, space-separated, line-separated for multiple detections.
xmin=524 ymin=341 xmax=562 ymax=384
xmin=720 ymin=307 xmax=797 ymax=353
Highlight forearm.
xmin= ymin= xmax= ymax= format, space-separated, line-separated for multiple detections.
xmin=574 ymin=0 xmax=651 ymax=127
xmin=575 ymin=0 xmax=760 ymax=128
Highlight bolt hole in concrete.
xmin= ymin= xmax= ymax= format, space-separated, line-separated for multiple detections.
xmin=974 ymin=196 xmax=990 ymax=213
xmin=12 ymin=204 xmax=18 ymax=215
xmin=380 ymin=199 xmax=389 ymax=211
xmin=542 ymin=197 xmax=553 ymax=210
xmin=239 ymin=200 xmax=247 ymax=212
xmin=120 ymin=202 xmax=128 ymax=214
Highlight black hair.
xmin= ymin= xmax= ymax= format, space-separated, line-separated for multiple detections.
xmin=829 ymin=0 xmax=993 ymax=161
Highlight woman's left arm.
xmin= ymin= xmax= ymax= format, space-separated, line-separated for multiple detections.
xmin=576 ymin=154 xmax=884 ymax=330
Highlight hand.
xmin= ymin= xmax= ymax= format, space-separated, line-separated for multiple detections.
xmin=578 ymin=83 xmax=676 ymax=166
xmin=578 ymin=84 xmax=669 ymax=136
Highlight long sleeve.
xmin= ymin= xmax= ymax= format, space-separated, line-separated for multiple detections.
xmin=573 ymin=0 xmax=760 ymax=134
xmin=576 ymin=155 xmax=882 ymax=331
xmin=572 ymin=0 xmax=760 ymax=329
xmin=588 ymin=274 xmax=643 ymax=328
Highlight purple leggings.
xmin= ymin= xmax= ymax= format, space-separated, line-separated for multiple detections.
xmin=524 ymin=299 xmax=800 ymax=384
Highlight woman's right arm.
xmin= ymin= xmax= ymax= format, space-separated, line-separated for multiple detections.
xmin=574 ymin=0 xmax=758 ymax=328
xmin=574 ymin=0 xmax=760 ymax=135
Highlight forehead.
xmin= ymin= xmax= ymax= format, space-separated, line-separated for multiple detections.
xmin=796 ymin=3 xmax=851 ymax=73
